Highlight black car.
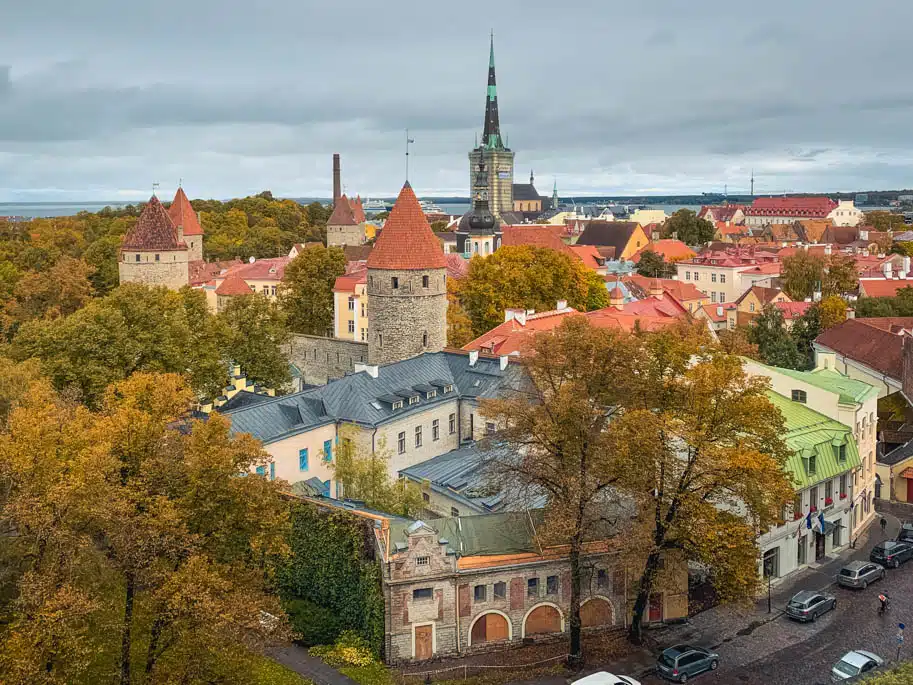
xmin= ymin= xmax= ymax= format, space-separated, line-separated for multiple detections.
xmin=898 ymin=522 xmax=913 ymax=543
xmin=870 ymin=540 xmax=913 ymax=568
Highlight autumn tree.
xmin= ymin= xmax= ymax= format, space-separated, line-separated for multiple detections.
xmin=446 ymin=279 xmax=475 ymax=348
xmin=218 ymin=293 xmax=291 ymax=390
xmin=279 ymin=244 xmax=346 ymax=335
xmin=865 ymin=210 xmax=906 ymax=233
xmin=746 ymin=304 xmax=804 ymax=370
xmin=780 ymin=251 xmax=824 ymax=301
xmin=330 ymin=424 xmax=423 ymax=517
xmin=818 ymin=295 xmax=847 ymax=329
xmin=460 ymin=245 xmax=609 ymax=335
xmin=2 ymin=256 xmax=94 ymax=334
xmin=635 ymin=249 xmax=673 ymax=278
xmin=823 ymin=253 xmax=858 ymax=296
xmin=614 ymin=328 xmax=794 ymax=642
xmin=0 ymin=357 xmax=43 ymax=427
xmin=0 ymin=373 xmax=291 ymax=684
xmin=481 ymin=317 xmax=638 ymax=665
xmin=661 ymin=209 xmax=714 ymax=245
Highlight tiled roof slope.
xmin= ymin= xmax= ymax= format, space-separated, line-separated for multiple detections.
xmin=122 ymin=195 xmax=185 ymax=251
xmin=746 ymin=197 xmax=838 ymax=217
xmin=501 ymin=225 xmax=571 ymax=254
xmin=215 ymin=271 xmax=253 ymax=296
xmin=168 ymin=187 xmax=204 ymax=236
xmin=630 ymin=240 xmax=696 ymax=263
xmin=225 ymin=350 xmax=524 ymax=444
xmin=766 ymin=390 xmax=860 ymax=490
xmin=328 ymin=194 xmax=358 ymax=226
xmin=576 ymin=221 xmax=640 ymax=256
xmin=815 ymin=317 xmax=913 ymax=380
xmin=352 ymin=196 xmax=367 ymax=223
xmin=366 ymin=183 xmax=447 ymax=270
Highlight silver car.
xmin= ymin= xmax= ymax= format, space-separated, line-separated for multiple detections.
xmin=831 ymin=650 xmax=883 ymax=681
xmin=837 ymin=560 xmax=885 ymax=589
xmin=785 ymin=590 xmax=837 ymax=622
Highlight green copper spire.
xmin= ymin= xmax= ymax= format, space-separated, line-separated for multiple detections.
xmin=481 ymin=32 xmax=504 ymax=151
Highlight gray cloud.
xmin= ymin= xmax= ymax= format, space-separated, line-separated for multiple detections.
xmin=1 ymin=0 xmax=912 ymax=200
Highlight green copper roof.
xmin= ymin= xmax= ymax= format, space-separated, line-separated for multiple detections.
xmin=751 ymin=360 xmax=878 ymax=405
xmin=766 ymin=390 xmax=860 ymax=490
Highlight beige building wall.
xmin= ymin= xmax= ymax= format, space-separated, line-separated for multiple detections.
xmin=375 ymin=399 xmax=464 ymax=475
xmin=334 ymin=284 xmax=369 ymax=341
xmin=119 ymin=249 xmax=190 ymax=290
xmin=253 ymin=422 xmax=339 ymax=493
xmin=676 ymin=262 xmax=750 ymax=304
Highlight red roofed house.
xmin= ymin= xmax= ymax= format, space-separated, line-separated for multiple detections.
xmin=327 ymin=193 xmax=368 ymax=248
xmin=774 ymin=300 xmax=812 ymax=329
xmin=622 ymin=275 xmax=709 ymax=314
xmin=630 ymin=239 xmax=696 ymax=265
xmin=734 ymin=286 xmax=791 ymax=327
xmin=119 ymin=194 xmax=192 ymax=290
xmin=214 ymin=271 xmax=253 ymax=312
xmin=675 ymin=246 xmax=781 ymax=304
xmin=203 ymin=257 xmax=291 ymax=311
xmin=697 ymin=204 xmax=747 ymax=225
xmin=501 ymin=224 xmax=571 ymax=254
xmin=695 ymin=302 xmax=738 ymax=331
xmin=744 ymin=197 xmax=838 ymax=228
xmin=366 ymin=182 xmax=448 ymax=364
xmin=168 ymin=187 xmax=205 ymax=262
xmin=859 ymin=278 xmax=913 ymax=299
xmin=568 ymin=244 xmax=608 ymax=274
xmin=333 ymin=264 xmax=369 ymax=341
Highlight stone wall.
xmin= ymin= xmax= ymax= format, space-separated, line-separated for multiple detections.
xmin=367 ymin=267 xmax=447 ymax=365
xmin=327 ymin=223 xmax=366 ymax=248
xmin=287 ymin=334 xmax=369 ymax=386
xmin=118 ymin=249 xmax=190 ymax=290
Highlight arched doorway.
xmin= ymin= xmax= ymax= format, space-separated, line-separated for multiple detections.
xmin=580 ymin=597 xmax=615 ymax=628
xmin=469 ymin=611 xmax=511 ymax=645
xmin=523 ymin=603 xmax=562 ymax=637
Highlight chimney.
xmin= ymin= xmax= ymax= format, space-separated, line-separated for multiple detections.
xmin=883 ymin=261 xmax=893 ymax=279
xmin=499 ymin=355 xmax=509 ymax=370
xmin=333 ymin=153 xmax=341 ymax=206
xmin=504 ymin=308 xmax=527 ymax=326
xmin=609 ymin=286 xmax=625 ymax=309
xmin=556 ymin=299 xmax=568 ymax=311
xmin=353 ymin=362 xmax=379 ymax=378
xmin=859 ymin=228 xmax=869 ymax=241
xmin=469 ymin=350 xmax=479 ymax=367
xmin=824 ymin=244 xmax=832 ymax=256
xmin=649 ymin=279 xmax=664 ymax=298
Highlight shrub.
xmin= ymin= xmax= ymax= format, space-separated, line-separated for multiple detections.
xmin=310 ymin=631 xmax=377 ymax=668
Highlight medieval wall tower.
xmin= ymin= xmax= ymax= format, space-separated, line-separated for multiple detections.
xmin=167 ymin=186 xmax=204 ymax=262
xmin=468 ymin=35 xmax=514 ymax=218
xmin=366 ymin=182 xmax=448 ymax=365
xmin=118 ymin=194 xmax=191 ymax=290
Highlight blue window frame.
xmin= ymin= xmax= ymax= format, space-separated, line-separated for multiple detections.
xmin=255 ymin=465 xmax=266 ymax=476
xmin=324 ymin=439 xmax=333 ymax=462
xmin=269 ymin=462 xmax=275 ymax=480
xmin=322 ymin=480 xmax=331 ymax=497
xmin=299 ymin=448 xmax=309 ymax=471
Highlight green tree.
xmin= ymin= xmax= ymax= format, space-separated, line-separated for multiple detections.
xmin=83 ymin=234 xmax=123 ymax=295
xmin=661 ymin=209 xmax=714 ymax=245
xmin=822 ymin=253 xmax=858 ymax=296
xmin=780 ymin=251 xmax=824 ymax=301
xmin=818 ymin=295 xmax=847 ymax=329
xmin=635 ymin=249 xmax=673 ymax=278
xmin=446 ymin=279 xmax=475 ymax=348
xmin=219 ymin=293 xmax=291 ymax=391
xmin=746 ymin=304 xmax=804 ymax=369
xmin=460 ymin=245 xmax=609 ymax=335
xmin=279 ymin=245 xmax=346 ymax=335
xmin=865 ymin=210 xmax=906 ymax=232
xmin=789 ymin=304 xmax=820 ymax=370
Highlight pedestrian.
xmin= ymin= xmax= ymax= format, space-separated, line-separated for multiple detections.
xmin=881 ymin=517 xmax=887 ymax=534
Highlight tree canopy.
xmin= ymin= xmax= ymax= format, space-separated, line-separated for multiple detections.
xmin=856 ymin=287 xmax=913 ymax=317
xmin=458 ymin=245 xmax=609 ymax=335
xmin=635 ymin=249 xmax=674 ymax=278
xmin=660 ymin=209 xmax=715 ymax=245
xmin=746 ymin=304 xmax=805 ymax=370
xmin=218 ymin=293 xmax=292 ymax=391
xmin=780 ymin=251 xmax=858 ymax=301
xmin=279 ymin=244 xmax=346 ymax=336
xmin=865 ymin=210 xmax=906 ymax=233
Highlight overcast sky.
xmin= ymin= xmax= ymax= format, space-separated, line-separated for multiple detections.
xmin=2 ymin=0 xmax=912 ymax=201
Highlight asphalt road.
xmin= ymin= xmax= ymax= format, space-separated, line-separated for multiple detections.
xmin=641 ymin=556 xmax=913 ymax=685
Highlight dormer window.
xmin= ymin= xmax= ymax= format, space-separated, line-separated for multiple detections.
xmin=444 ymin=384 xmax=454 ymax=393
xmin=804 ymin=454 xmax=817 ymax=476
xmin=392 ymin=400 xmax=403 ymax=410
xmin=409 ymin=396 xmax=419 ymax=406
xmin=791 ymin=389 xmax=807 ymax=404
xmin=426 ymin=390 xmax=437 ymax=399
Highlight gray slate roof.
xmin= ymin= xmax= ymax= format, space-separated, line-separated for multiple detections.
xmin=880 ymin=439 xmax=913 ymax=466
xmin=512 ymin=183 xmax=541 ymax=202
xmin=225 ymin=351 xmax=526 ymax=445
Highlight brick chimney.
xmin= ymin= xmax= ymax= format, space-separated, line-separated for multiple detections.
xmin=333 ymin=153 xmax=341 ymax=206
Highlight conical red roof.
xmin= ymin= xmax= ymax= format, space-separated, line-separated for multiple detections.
xmin=168 ymin=187 xmax=204 ymax=236
xmin=352 ymin=195 xmax=366 ymax=223
xmin=367 ymin=183 xmax=447 ymax=270
xmin=328 ymin=194 xmax=357 ymax=226
xmin=122 ymin=195 xmax=185 ymax=251
xmin=215 ymin=270 xmax=253 ymax=296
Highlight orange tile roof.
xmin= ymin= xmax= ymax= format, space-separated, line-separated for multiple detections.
xmin=445 ymin=253 xmax=469 ymax=280
xmin=215 ymin=271 xmax=253 ymax=296
xmin=351 ymin=195 xmax=366 ymax=223
xmin=716 ymin=222 xmax=745 ymax=236
xmin=701 ymin=303 xmax=737 ymax=322
xmin=859 ymin=279 xmax=913 ymax=298
xmin=622 ymin=275 xmax=706 ymax=303
xmin=328 ymin=194 xmax=357 ymax=226
xmin=501 ymin=225 xmax=571 ymax=254
xmin=568 ymin=244 xmax=604 ymax=269
xmin=740 ymin=262 xmax=782 ymax=275
xmin=168 ymin=187 xmax=204 ymax=236
xmin=630 ymin=239 xmax=696 ymax=264
xmin=122 ymin=195 xmax=185 ymax=251
xmin=774 ymin=301 xmax=811 ymax=319
xmin=366 ymin=183 xmax=447 ymax=270
xmin=221 ymin=256 xmax=291 ymax=283
xmin=333 ymin=266 xmax=367 ymax=293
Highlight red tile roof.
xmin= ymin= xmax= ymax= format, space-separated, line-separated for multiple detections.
xmin=701 ymin=303 xmax=737 ymax=323
xmin=333 ymin=265 xmax=367 ymax=292
xmin=501 ymin=225 xmax=571 ymax=254
xmin=366 ymin=183 xmax=447 ymax=271
xmin=328 ymin=194 xmax=357 ymax=226
xmin=740 ymin=262 xmax=782 ymax=275
xmin=736 ymin=286 xmax=789 ymax=306
xmin=445 ymin=253 xmax=469 ymax=280
xmin=168 ymin=187 xmax=204 ymax=236
xmin=215 ymin=271 xmax=253 ymax=296
xmin=698 ymin=204 xmax=747 ymax=222
xmin=189 ymin=258 xmax=242 ymax=286
xmin=121 ymin=195 xmax=185 ymax=251
xmin=859 ymin=279 xmax=913 ymax=298
xmin=816 ymin=318 xmax=913 ymax=380
xmin=630 ymin=239 xmax=696 ymax=264
xmin=622 ymin=275 xmax=707 ymax=303
xmin=568 ymin=244 xmax=604 ymax=270
xmin=774 ymin=301 xmax=811 ymax=319
xmin=746 ymin=196 xmax=837 ymax=218
xmin=352 ymin=196 xmax=367 ymax=223
xmin=218 ymin=257 xmax=291 ymax=284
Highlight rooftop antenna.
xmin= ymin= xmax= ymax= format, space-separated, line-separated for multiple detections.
xmin=152 ymin=182 xmax=160 ymax=197
xmin=750 ymin=169 xmax=755 ymax=198
xmin=405 ymin=129 xmax=415 ymax=182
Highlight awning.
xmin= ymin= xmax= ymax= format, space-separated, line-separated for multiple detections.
xmin=900 ymin=468 xmax=913 ymax=479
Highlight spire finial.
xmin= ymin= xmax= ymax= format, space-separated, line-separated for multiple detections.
xmin=178 ymin=177 xmax=182 ymax=189
xmin=152 ymin=181 xmax=159 ymax=198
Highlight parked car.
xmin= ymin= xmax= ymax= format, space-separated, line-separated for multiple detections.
xmin=870 ymin=540 xmax=913 ymax=568
xmin=837 ymin=560 xmax=886 ymax=589
xmin=656 ymin=645 xmax=719 ymax=682
xmin=785 ymin=590 xmax=837 ymax=622
xmin=574 ymin=673 xmax=641 ymax=685
xmin=898 ymin=522 xmax=913 ymax=543
xmin=831 ymin=650 xmax=884 ymax=681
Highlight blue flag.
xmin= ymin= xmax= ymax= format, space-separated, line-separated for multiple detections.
xmin=819 ymin=512 xmax=826 ymax=531
xmin=806 ymin=511 xmax=812 ymax=529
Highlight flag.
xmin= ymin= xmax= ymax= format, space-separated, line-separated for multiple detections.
xmin=407 ymin=137 xmax=415 ymax=144
xmin=819 ymin=512 xmax=826 ymax=531
xmin=806 ymin=511 xmax=812 ymax=530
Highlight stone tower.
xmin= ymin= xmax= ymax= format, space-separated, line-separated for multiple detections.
xmin=167 ymin=187 xmax=204 ymax=262
xmin=468 ymin=35 xmax=514 ymax=218
xmin=118 ymin=195 xmax=190 ymax=290
xmin=366 ymin=182 xmax=448 ymax=365
xmin=327 ymin=193 xmax=366 ymax=247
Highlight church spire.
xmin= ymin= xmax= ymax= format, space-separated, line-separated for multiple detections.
xmin=481 ymin=32 xmax=504 ymax=151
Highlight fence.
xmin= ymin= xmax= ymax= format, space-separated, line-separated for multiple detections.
xmin=398 ymin=654 xmax=569 ymax=682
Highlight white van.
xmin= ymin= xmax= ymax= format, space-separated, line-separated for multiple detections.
xmin=573 ymin=672 xmax=641 ymax=685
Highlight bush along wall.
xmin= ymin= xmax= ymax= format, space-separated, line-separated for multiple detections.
xmin=278 ymin=503 xmax=385 ymax=657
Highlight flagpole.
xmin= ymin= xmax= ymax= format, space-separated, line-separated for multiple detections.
xmin=405 ymin=129 xmax=415 ymax=183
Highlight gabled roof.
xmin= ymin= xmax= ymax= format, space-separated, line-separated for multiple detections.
xmin=821 ymin=225 xmax=858 ymax=245
xmin=511 ymin=183 xmax=541 ymax=202
xmin=701 ymin=303 xmax=737 ymax=322
xmin=215 ymin=271 xmax=253 ymax=296
xmin=622 ymin=275 xmax=706 ymax=303
xmin=352 ymin=196 xmax=366 ymax=223
xmin=576 ymin=221 xmax=640 ymax=255
xmin=568 ymin=244 xmax=605 ymax=270
xmin=736 ymin=286 xmax=789 ymax=306
xmin=121 ymin=195 xmax=186 ymax=251
xmin=630 ymin=240 xmax=696 ymax=264
xmin=774 ymin=301 xmax=811 ymax=320
xmin=815 ymin=317 xmax=913 ymax=380
xmin=328 ymin=194 xmax=358 ymax=226
xmin=333 ymin=265 xmax=367 ymax=293
xmin=366 ymin=183 xmax=447 ymax=271
xmin=859 ymin=279 xmax=913 ymax=298
xmin=168 ymin=187 xmax=204 ymax=236
xmin=501 ymin=225 xmax=571 ymax=254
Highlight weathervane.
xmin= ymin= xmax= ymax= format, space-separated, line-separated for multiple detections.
xmin=405 ymin=129 xmax=415 ymax=182
xmin=152 ymin=182 xmax=160 ymax=197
